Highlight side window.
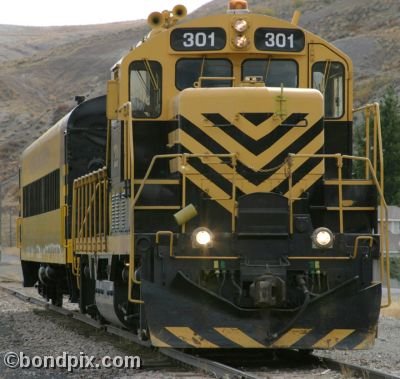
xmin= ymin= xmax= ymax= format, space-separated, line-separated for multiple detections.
xmin=312 ymin=62 xmax=344 ymax=118
xmin=23 ymin=170 xmax=60 ymax=217
xmin=242 ymin=59 xmax=298 ymax=88
xmin=130 ymin=60 xmax=162 ymax=118
xmin=176 ymin=59 xmax=233 ymax=90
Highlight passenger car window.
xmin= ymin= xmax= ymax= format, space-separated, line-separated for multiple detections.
xmin=312 ymin=61 xmax=344 ymax=118
xmin=176 ymin=59 xmax=233 ymax=90
xmin=242 ymin=59 xmax=298 ymax=88
xmin=130 ymin=60 xmax=162 ymax=118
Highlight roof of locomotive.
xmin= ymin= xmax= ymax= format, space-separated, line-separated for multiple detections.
xmin=118 ymin=9 xmax=352 ymax=68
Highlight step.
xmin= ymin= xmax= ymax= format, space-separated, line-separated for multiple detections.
xmin=324 ymin=179 xmax=375 ymax=186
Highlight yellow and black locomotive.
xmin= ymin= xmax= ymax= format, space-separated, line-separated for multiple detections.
xmin=18 ymin=1 xmax=391 ymax=350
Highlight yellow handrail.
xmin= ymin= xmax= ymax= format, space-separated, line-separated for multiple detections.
xmin=353 ymin=236 xmax=374 ymax=259
xmin=72 ymin=167 xmax=108 ymax=254
xmin=60 ymin=204 xmax=68 ymax=248
xmin=127 ymin=150 xmax=237 ymax=303
xmin=287 ymin=153 xmax=390 ymax=308
xmin=288 ymin=236 xmax=373 ymax=261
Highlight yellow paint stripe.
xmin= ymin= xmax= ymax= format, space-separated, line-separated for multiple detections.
xmin=214 ymin=327 xmax=265 ymax=348
xmin=271 ymin=328 xmax=312 ymax=348
xmin=166 ymin=327 xmax=218 ymax=348
xmin=150 ymin=333 xmax=171 ymax=348
xmin=354 ymin=328 xmax=376 ymax=350
xmin=313 ymin=329 xmax=355 ymax=349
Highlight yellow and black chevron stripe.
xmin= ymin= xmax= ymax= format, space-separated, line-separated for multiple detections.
xmin=172 ymin=112 xmax=324 ymax=212
xmin=150 ymin=325 xmax=377 ymax=350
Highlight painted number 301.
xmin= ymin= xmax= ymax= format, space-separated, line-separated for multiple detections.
xmin=265 ymin=32 xmax=294 ymax=48
xmin=183 ymin=32 xmax=216 ymax=47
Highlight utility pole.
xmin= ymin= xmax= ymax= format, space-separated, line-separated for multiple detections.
xmin=9 ymin=210 xmax=12 ymax=247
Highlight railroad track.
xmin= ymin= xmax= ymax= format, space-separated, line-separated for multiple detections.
xmin=1 ymin=283 xmax=399 ymax=379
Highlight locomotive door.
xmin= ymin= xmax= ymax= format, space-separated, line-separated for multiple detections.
xmin=308 ymin=43 xmax=353 ymax=178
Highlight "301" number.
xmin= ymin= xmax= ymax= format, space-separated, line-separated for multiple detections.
xmin=254 ymin=28 xmax=304 ymax=52
xmin=264 ymin=32 xmax=294 ymax=49
xmin=183 ymin=32 xmax=216 ymax=48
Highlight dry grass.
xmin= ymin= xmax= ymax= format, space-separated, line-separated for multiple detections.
xmin=381 ymin=298 xmax=400 ymax=319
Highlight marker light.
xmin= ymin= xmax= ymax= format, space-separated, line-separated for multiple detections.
xmin=192 ymin=227 xmax=213 ymax=247
xmin=234 ymin=19 xmax=248 ymax=32
xmin=235 ymin=35 xmax=249 ymax=48
xmin=312 ymin=227 xmax=334 ymax=249
xmin=229 ymin=0 xmax=248 ymax=10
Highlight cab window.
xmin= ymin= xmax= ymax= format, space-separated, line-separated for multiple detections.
xmin=312 ymin=61 xmax=344 ymax=118
xmin=130 ymin=60 xmax=162 ymax=118
xmin=242 ymin=59 xmax=298 ymax=87
xmin=176 ymin=59 xmax=233 ymax=90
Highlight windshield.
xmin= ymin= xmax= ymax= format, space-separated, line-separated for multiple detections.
xmin=176 ymin=58 xmax=233 ymax=90
xmin=242 ymin=59 xmax=298 ymax=87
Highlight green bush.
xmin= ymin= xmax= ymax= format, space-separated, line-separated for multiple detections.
xmin=390 ymin=256 xmax=400 ymax=280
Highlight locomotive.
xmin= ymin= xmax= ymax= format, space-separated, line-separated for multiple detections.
xmin=18 ymin=0 xmax=391 ymax=350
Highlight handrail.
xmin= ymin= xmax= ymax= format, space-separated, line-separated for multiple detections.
xmin=121 ymin=101 xmax=143 ymax=304
xmin=128 ymin=151 xmax=237 ymax=303
xmin=156 ymin=231 xmax=174 ymax=257
xmin=133 ymin=153 xmax=236 ymax=207
xmin=155 ymin=230 xmax=240 ymax=260
xmin=124 ymin=101 xmax=390 ymax=309
xmin=71 ymin=167 xmax=108 ymax=254
xmin=60 ymin=204 xmax=68 ymax=248
xmin=353 ymin=236 xmax=374 ymax=259
xmin=287 ymin=153 xmax=390 ymax=308
xmin=288 ymin=235 xmax=373 ymax=261
xmin=353 ymin=103 xmax=383 ymax=192
xmin=129 ymin=153 xmax=238 ymax=280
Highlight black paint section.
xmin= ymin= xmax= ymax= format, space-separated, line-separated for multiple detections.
xmin=240 ymin=112 xmax=274 ymax=126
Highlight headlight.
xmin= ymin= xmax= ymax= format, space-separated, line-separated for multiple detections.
xmin=192 ymin=227 xmax=213 ymax=247
xmin=234 ymin=19 xmax=248 ymax=32
xmin=312 ymin=227 xmax=334 ymax=249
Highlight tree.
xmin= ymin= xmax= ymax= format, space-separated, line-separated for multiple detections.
xmin=353 ymin=86 xmax=400 ymax=204
xmin=380 ymin=86 xmax=400 ymax=204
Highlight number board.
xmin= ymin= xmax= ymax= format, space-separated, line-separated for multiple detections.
xmin=255 ymin=28 xmax=305 ymax=52
xmin=171 ymin=28 xmax=226 ymax=51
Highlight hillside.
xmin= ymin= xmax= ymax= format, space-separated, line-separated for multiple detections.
xmin=0 ymin=0 xmax=399 ymax=217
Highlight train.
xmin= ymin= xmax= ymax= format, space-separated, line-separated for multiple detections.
xmin=18 ymin=0 xmax=391 ymax=350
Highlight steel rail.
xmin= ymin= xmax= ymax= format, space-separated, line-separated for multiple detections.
xmin=0 ymin=284 xmax=260 ymax=378
xmin=159 ymin=348 xmax=262 ymax=379
xmin=317 ymin=355 xmax=400 ymax=379
xmin=2 ymin=284 xmax=400 ymax=379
